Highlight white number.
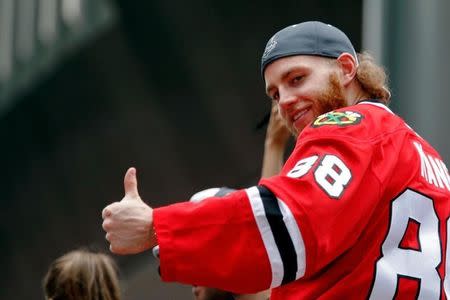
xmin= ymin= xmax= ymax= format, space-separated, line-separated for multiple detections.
xmin=287 ymin=155 xmax=319 ymax=178
xmin=369 ymin=189 xmax=442 ymax=299
xmin=286 ymin=154 xmax=352 ymax=198
xmin=314 ymin=155 xmax=352 ymax=198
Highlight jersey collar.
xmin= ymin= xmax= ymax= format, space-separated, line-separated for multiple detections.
xmin=356 ymin=99 xmax=394 ymax=115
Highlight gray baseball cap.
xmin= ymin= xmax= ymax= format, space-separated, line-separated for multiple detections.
xmin=261 ymin=21 xmax=357 ymax=76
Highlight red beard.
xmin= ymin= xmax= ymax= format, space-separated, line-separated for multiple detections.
xmin=314 ymin=72 xmax=347 ymax=117
xmin=286 ymin=72 xmax=348 ymax=137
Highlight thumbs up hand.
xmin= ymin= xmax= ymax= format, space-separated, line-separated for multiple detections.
xmin=102 ymin=168 xmax=157 ymax=255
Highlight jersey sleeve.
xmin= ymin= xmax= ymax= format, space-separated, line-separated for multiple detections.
xmin=153 ymin=107 xmax=396 ymax=294
xmin=153 ymin=190 xmax=273 ymax=294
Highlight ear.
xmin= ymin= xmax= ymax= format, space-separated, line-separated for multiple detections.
xmin=336 ymin=53 xmax=358 ymax=87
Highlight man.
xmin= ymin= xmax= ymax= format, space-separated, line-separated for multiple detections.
xmin=102 ymin=21 xmax=450 ymax=299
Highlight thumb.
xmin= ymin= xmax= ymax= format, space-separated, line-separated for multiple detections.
xmin=123 ymin=167 xmax=140 ymax=199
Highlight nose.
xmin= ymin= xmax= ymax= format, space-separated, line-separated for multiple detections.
xmin=278 ymin=91 xmax=297 ymax=111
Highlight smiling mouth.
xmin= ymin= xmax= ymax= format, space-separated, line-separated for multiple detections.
xmin=292 ymin=108 xmax=310 ymax=123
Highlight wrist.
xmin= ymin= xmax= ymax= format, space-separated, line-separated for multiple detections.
xmin=264 ymin=141 xmax=288 ymax=155
xmin=264 ymin=138 xmax=287 ymax=148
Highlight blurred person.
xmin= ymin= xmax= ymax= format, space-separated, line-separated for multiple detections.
xmin=43 ymin=248 xmax=121 ymax=300
xmin=102 ymin=21 xmax=450 ymax=299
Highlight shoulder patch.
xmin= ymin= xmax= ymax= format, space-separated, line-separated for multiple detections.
xmin=311 ymin=110 xmax=363 ymax=128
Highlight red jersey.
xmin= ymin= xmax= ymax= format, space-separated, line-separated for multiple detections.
xmin=153 ymin=101 xmax=450 ymax=299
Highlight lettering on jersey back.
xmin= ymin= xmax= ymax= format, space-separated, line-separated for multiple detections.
xmin=413 ymin=141 xmax=450 ymax=192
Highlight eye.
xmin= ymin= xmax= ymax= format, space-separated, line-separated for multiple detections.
xmin=291 ymin=75 xmax=303 ymax=84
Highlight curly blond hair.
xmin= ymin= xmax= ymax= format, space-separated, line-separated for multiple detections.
xmin=356 ymin=52 xmax=391 ymax=104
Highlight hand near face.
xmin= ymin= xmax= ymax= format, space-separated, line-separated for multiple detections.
xmin=261 ymin=102 xmax=292 ymax=178
xmin=102 ymin=167 xmax=157 ymax=254
xmin=265 ymin=101 xmax=292 ymax=147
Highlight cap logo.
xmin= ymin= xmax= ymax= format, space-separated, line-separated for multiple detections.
xmin=262 ymin=35 xmax=277 ymax=59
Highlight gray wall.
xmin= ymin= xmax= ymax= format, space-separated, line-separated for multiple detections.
xmin=363 ymin=0 xmax=450 ymax=161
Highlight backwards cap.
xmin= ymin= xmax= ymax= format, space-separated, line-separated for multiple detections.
xmin=261 ymin=21 xmax=357 ymax=76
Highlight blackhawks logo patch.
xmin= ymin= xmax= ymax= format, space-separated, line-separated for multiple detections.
xmin=312 ymin=111 xmax=363 ymax=128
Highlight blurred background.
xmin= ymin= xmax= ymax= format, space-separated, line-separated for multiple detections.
xmin=1 ymin=0 xmax=449 ymax=299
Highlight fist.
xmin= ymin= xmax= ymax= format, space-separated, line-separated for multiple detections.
xmin=266 ymin=101 xmax=292 ymax=146
xmin=102 ymin=167 xmax=157 ymax=254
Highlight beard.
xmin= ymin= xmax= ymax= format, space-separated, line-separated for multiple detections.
xmin=287 ymin=72 xmax=347 ymax=137
xmin=314 ymin=72 xmax=347 ymax=117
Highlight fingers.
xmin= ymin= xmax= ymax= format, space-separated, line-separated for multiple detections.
xmin=102 ymin=218 xmax=111 ymax=231
xmin=102 ymin=207 xmax=111 ymax=219
xmin=104 ymin=228 xmax=127 ymax=255
xmin=124 ymin=167 xmax=140 ymax=199
xmin=110 ymin=244 xmax=126 ymax=255
xmin=102 ymin=201 xmax=120 ymax=219
xmin=109 ymin=243 xmax=138 ymax=255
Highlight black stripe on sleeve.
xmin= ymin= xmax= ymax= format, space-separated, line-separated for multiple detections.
xmin=257 ymin=185 xmax=297 ymax=285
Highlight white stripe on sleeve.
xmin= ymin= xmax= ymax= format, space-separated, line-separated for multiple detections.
xmin=246 ymin=186 xmax=284 ymax=287
xmin=277 ymin=199 xmax=306 ymax=279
